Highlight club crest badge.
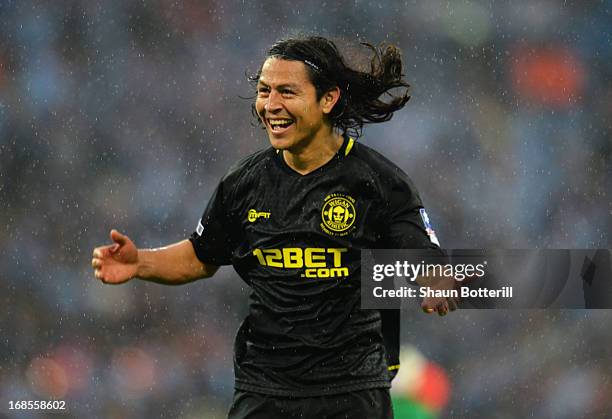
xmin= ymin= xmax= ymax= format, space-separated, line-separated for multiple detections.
xmin=321 ymin=193 xmax=356 ymax=236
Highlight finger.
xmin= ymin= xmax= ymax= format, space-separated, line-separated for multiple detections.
xmin=423 ymin=307 xmax=435 ymax=314
xmin=93 ymin=245 xmax=115 ymax=259
xmin=110 ymin=229 xmax=127 ymax=246
xmin=93 ymin=247 xmax=105 ymax=259
xmin=92 ymin=258 xmax=102 ymax=269
xmin=448 ymin=298 xmax=458 ymax=311
xmin=436 ymin=301 xmax=449 ymax=316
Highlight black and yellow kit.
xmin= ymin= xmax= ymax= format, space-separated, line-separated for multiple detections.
xmin=189 ymin=135 xmax=439 ymax=398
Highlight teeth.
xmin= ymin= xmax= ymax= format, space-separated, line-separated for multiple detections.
xmin=269 ymin=119 xmax=293 ymax=126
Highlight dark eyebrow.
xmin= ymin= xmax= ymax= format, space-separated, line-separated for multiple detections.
xmin=278 ymin=84 xmax=299 ymax=91
xmin=256 ymin=80 xmax=300 ymax=91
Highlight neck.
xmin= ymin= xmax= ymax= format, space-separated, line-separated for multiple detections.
xmin=283 ymin=129 xmax=344 ymax=175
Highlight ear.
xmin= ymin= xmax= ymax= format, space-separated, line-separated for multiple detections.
xmin=320 ymin=86 xmax=341 ymax=115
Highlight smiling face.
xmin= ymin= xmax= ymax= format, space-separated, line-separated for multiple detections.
xmin=255 ymin=57 xmax=338 ymax=152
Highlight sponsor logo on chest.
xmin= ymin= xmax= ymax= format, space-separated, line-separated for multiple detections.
xmin=253 ymin=247 xmax=350 ymax=279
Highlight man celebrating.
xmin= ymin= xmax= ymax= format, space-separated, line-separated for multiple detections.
xmin=92 ymin=36 xmax=449 ymax=418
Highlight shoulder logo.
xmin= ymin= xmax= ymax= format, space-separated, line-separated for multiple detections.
xmin=321 ymin=193 xmax=356 ymax=236
xmin=248 ymin=209 xmax=271 ymax=222
xmin=419 ymin=208 xmax=440 ymax=246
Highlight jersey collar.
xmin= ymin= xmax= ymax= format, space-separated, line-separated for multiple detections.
xmin=274 ymin=134 xmax=355 ymax=177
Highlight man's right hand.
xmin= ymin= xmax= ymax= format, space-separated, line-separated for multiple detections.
xmin=92 ymin=229 xmax=138 ymax=284
xmin=420 ymin=276 xmax=460 ymax=316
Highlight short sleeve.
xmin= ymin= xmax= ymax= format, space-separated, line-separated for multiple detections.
xmin=189 ymin=181 xmax=237 ymax=266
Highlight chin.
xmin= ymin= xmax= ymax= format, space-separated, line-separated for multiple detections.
xmin=268 ymin=135 xmax=294 ymax=150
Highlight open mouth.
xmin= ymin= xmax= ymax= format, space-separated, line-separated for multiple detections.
xmin=267 ymin=118 xmax=294 ymax=133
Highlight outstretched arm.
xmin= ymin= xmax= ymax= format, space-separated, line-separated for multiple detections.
xmin=92 ymin=229 xmax=218 ymax=285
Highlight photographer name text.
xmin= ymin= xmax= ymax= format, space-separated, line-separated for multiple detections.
xmin=372 ymin=286 xmax=513 ymax=299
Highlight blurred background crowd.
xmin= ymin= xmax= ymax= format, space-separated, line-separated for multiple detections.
xmin=1 ymin=0 xmax=610 ymax=417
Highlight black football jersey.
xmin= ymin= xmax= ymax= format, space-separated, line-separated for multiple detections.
xmin=189 ymin=135 xmax=440 ymax=397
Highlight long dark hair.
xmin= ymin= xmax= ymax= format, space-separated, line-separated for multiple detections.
xmin=249 ymin=36 xmax=411 ymax=139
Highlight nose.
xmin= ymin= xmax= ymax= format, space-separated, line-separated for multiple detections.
xmin=264 ymin=90 xmax=282 ymax=113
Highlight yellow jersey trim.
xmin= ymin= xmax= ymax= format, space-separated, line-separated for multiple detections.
xmin=276 ymin=137 xmax=354 ymax=156
xmin=387 ymin=364 xmax=400 ymax=371
xmin=345 ymin=137 xmax=355 ymax=156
